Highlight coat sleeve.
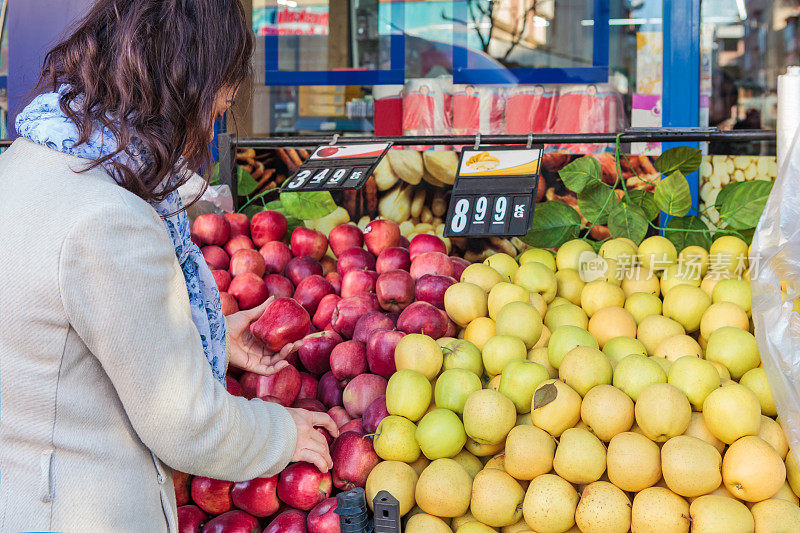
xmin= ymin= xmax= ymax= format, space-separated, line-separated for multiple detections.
xmin=57 ymin=198 xmax=297 ymax=481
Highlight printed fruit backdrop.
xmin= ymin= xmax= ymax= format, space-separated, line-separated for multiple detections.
xmin=181 ymin=146 xmax=797 ymax=533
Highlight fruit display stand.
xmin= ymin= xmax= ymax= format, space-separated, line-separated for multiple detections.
xmin=169 ymin=126 xmax=800 ymax=533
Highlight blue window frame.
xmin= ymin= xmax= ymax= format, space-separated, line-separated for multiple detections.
xmin=264 ymin=0 xmax=405 ymax=86
xmin=452 ymin=0 xmax=610 ymax=85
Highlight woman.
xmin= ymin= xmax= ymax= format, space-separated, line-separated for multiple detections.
xmin=0 ymin=1 xmax=336 ymax=531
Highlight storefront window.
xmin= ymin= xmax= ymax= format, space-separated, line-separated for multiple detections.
xmin=702 ymin=0 xmax=794 ymax=155
xmin=243 ymin=0 xmax=664 ymax=152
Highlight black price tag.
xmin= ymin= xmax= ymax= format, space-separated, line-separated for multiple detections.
xmin=444 ymin=146 xmax=543 ymax=238
xmin=284 ymin=143 xmax=392 ymax=191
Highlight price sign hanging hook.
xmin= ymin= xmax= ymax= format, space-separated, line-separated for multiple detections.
xmin=473 ymin=133 xmax=481 ymax=150
xmin=328 ymin=133 xmax=340 ymax=146
xmin=526 ymin=133 xmax=534 ymax=149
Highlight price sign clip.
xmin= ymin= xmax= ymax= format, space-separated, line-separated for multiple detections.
xmin=444 ymin=145 xmax=544 ymax=238
xmin=284 ymin=142 xmax=392 ymax=192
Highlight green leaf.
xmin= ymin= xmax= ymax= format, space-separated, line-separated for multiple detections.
xmin=280 ymin=191 xmax=338 ymax=220
xmin=663 ymin=215 xmax=711 ymax=250
xmin=237 ymin=167 xmax=259 ymax=196
xmin=264 ymin=199 xmax=284 ymax=211
xmin=717 ymin=180 xmax=773 ymax=229
xmin=209 ymin=162 xmax=221 ymax=186
xmin=577 ymin=182 xmax=618 ymax=225
xmin=589 ymin=238 xmax=607 ymax=253
xmin=241 ymin=204 xmax=265 ymax=220
xmin=654 ymin=171 xmax=692 ymax=217
xmin=558 ymin=156 xmax=602 ymax=193
xmin=608 ymin=203 xmax=649 ymax=244
xmin=521 ymin=201 xmax=582 ymax=249
xmin=626 ymin=189 xmax=659 ymax=221
xmin=714 ymin=181 xmax=736 ymax=213
xmin=654 ymin=147 xmax=703 ymax=176
xmin=533 ymin=382 xmax=558 ymax=410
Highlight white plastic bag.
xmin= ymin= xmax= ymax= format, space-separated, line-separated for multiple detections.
xmin=751 ymin=124 xmax=800 ymax=463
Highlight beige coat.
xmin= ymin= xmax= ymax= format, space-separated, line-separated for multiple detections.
xmin=0 ymin=139 xmax=297 ymax=532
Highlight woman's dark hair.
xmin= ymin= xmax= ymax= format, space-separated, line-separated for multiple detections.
xmin=35 ymin=0 xmax=254 ymax=205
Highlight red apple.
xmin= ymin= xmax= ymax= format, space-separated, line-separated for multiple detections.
xmin=375 ymin=270 xmax=415 ymax=312
xmin=325 ymin=273 xmax=341 ymax=295
xmin=277 ymin=462 xmax=332 ymax=511
xmin=363 ymin=219 xmax=401 ymax=256
xmin=376 ymin=247 xmax=411 ymax=273
xmin=294 ymin=275 xmax=335 ymax=315
xmin=251 ymin=210 xmax=288 ymax=247
xmin=365 ymin=329 xmax=404 ymax=378
xmin=329 ymin=224 xmax=364 ymax=257
xmin=327 ymin=406 xmax=352 ymax=428
xmin=342 ymin=374 xmax=388 ymax=418
xmin=336 ymin=248 xmax=376 ymax=277
xmin=263 ymin=274 xmax=294 ymax=300
xmin=212 ymin=269 xmax=232 ymax=292
xmin=202 ymin=246 xmax=230 ymax=270
xmin=398 ymin=235 xmax=410 ymax=248
xmin=286 ymin=256 xmax=324 ymax=287
xmin=191 ymin=233 xmax=203 ymax=248
xmin=312 ymin=294 xmax=341 ymax=331
xmin=361 ymin=395 xmax=389 ymax=434
xmin=330 ymin=294 xmax=380 ymax=339
xmin=292 ymin=397 xmax=326 ymax=412
xmin=240 ymin=365 xmax=302 ymax=406
xmin=330 ymin=431 xmax=380 ymax=490
xmin=225 ymin=235 xmax=255 ymax=256
xmin=409 ymin=233 xmax=448 ymax=261
xmin=250 ymin=298 xmax=311 ymax=352
xmin=229 ymin=273 xmax=269 ymax=310
xmin=352 ymin=312 xmax=395 ymax=345
xmin=410 ymin=251 xmax=454 ymax=280
xmin=226 ymin=375 xmax=243 ymax=397
xmin=230 ymin=249 xmax=267 ymax=278
xmin=450 ymin=256 xmax=470 ymax=281
xmin=193 ymin=214 xmax=231 ymax=246
xmin=291 ymin=228 xmax=328 ymax=261
xmin=298 ymin=330 xmax=341 ymax=376
xmin=191 ymin=476 xmax=233 ymax=515
xmin=415 ymin=274 xmax=456 ymax=309
xmin=330 ymin=340 xmax=368 ymax=382
xmin=264 ymin=509 xmax=307 ymax=533
xmin=174 ymin=470 xmax=191 ymax=506
xmin=177 ymin=505 xmax=208 ymax=533
xmin=297 ymin=372 xmax=319 ymax=399
xmin=397 ymin=301 xmax=449 ymax=338
xmin=320 ymin=256 xmax=337 ymax=276
xmin=317 ymin=371 xmax=344 ymax=409
xmin=203 ymin=510 xmax=260 ymax=533
xmin=339 ymin=418 xmax=364 ymax=435
xmin=220 ymin=292 xmax=239 ymax=316
xmin=445 ymin=318 xmax=458 ymax=338
xmin=259 ymin=241 xmax=292 ymax=274
xmin=307 ymin=497 xmax=339 ymax=533
xmin=224 ymin=213 xmax=251 ymax=238
xmin=231 ymin=476 xmax=279 ymax=518
xmin=340 ymin=270 xmax=379 ymax=298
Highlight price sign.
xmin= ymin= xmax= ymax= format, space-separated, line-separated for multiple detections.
xmin=444 ymin=146 xmax=543 ymax=238
xmin=285 ymin=143 xmax=392 ymax=191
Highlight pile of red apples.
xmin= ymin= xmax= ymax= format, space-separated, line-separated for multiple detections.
xmin=178 ymin=210 xmax=467 ymax=533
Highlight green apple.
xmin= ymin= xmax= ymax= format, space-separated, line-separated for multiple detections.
xmin=624 ymin=292 xmax=663 ymax=325
xmin=386 ymin=369 xmax=432 ymax=421
xmin=518 ymin=248 xmax=556 ymax=271
xmin=482 ymin=335 xmax=527 ymax=377
xmin=463 ymin=389 xmax=517 ymax=445
xmin=495 ymin=301 xmax=543 ymax=349
xmin=415 ymin=409 xmax=467 ymax=460
xmin=602 ymin=336 xmax=647 ymax=368
xmin=514 ymin=261 xmax=558 ymax=303
xmin=435 ymin=369 xmax=483 ymax=414
xmin=441 ymin=339 xmax=484 ymax=376
xmin=498 ymin=360 xmax=550 ymax=413
xmin=543 ymin=302 xmax=588 ymax=331
xmin=547 ymin=325 xmax=598 ymax=369
xmin=667 ymin=356 xmax=720 ymax=410
xmin=612 ymin=354 xmax=667 ymax=401
xmin=374 ymin=415 xmax=421 ymax=462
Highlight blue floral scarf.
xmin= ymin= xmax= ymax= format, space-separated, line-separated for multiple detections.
xmin=16 ymin=88 xmax=228 ymax=386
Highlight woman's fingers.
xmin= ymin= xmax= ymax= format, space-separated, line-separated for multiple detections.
xmin=311 ymin=411 xmax=340 ymax=438
xmin=298 ymin=447 xmax=332 ymax=473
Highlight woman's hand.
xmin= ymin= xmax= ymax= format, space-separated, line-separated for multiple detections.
xmin=226 ymin=298 xmax=303 ymax=376
xmin=286 ymin=408 xmax=339 ymax=472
